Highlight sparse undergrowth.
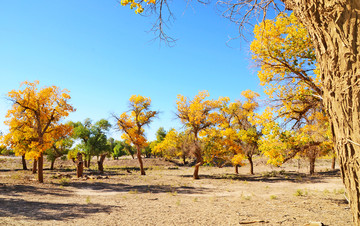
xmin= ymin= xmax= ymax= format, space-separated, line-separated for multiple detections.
xmin=0 ymin=157 xmax=352 ymax=225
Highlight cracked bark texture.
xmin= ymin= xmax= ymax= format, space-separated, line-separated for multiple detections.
xmin=283 ymin=0 xmax=360 ymax=223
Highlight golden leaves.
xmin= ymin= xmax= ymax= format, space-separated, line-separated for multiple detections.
xmin=3 ymin=81 xmax=75 ymax=160
xmin=115 ymin=95 xmax=158 ymax=148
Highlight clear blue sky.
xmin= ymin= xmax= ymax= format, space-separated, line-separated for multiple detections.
xmin=0 ymin=0 xmax=264 ymax=141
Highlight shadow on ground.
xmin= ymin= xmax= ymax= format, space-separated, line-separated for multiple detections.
xmin=0 ymin=184 xmax=72 ymax=197
xmin=0 ymin=197 xmax=114 ymax=221
xmin=61 ymin=181 xmax=209 ymax=195
xmin=180 ymin=169 xmax=341 ymax=184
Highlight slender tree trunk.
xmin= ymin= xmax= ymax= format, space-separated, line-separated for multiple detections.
xmin=87 ymin=158 xmax=91 ymax=168
xmin=287 ymin=1 xmax=360 ymax=223
xmin=193 ymin=137 xmax=203 ymax=179
xmin=182 ymin=154 xmax=186 ymax=165
xmin=84 ymin=157 xmax=88 ymax=168
xmin=248 ymin=155 xmax=254 ymax=175
xmin=193 ymin=158 xmax=202 ymax=179
xmin=331 ymin=156 xmax=336 ymax=170
xmin=32 ymin=159 xmax=37 ymax=174
xmin=136 ymin=146 xmax=146 ymax=175
xmin=21 ymin=155 xmax=27 ymax=170
xmin=38 ymin=152 xmax=44 ymax=183
xmin=309 ymin=157 xmax=316 ymax=175
xmin=50 ymin=159 xmax=55 ymax=170
xmin=97 ymin=154 xmax=106 ymax=173
xmin=235 ymin=165 xmax=239 ymax=174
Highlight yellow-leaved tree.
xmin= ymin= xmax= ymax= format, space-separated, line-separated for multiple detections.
xmin=251 ymin=13 xmax=333 ymax=174
xmin=113 ymin=95 xmax=158 ymax=175
xmin=152 ymin=129 xmax=194 ymax=165
xmin=251 ymin=12 xmax=322 ymax=125
xmin=176 ymin=90 xmax=223 ymax=179
xmin=201 ymin=90 xmax=261 ymax=174
xmin=1 ymin=81 xmax=75 ymax=182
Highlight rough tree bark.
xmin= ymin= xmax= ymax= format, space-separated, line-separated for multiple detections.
xmin=309 ymin=157 xmax=316 ymax=175
xmin=76 ymin=152 xmax=83 ymax=178
xmin=97 ymin=154 xmax=107 ymax=173
xmin=136 ymin=146 xmax=146 ymax=175
xmin=37 ymin=152 xmax=44 ymax=183
xmin=21 ymin=154 xmax=27 ymax=170
xmin=193 ymin=139 xmax=203 ymax=179
xmin=285 ymin=0 xmax=360 ymax=223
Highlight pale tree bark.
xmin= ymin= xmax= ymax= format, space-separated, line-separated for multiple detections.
xmin=136 ymin=146 xmax=146 ymax=175
xmin=285 ymin=0 xmax=360 ymax=223
xmin=193 ymin=139 xmax=203 ymax=179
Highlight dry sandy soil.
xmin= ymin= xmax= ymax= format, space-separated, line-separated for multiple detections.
xmin=0 ymin=156 xmax=352 ymax=225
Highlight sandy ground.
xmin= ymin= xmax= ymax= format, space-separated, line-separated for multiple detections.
xmin=0 ymin=156 xmax=352 ymax=225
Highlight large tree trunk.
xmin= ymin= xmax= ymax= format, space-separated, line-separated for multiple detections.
xmin=309 ymin=157 xmax=316 ymax=175
xmin=38 ymin=152 xmax=44 ymax=183
xmin=193 ymin=141 xmax=202 ymax=179
xmin=287 ymin=0 xmax=360 ymax=223
xmin=32 ymin=159 xmax=37 ymax=174
xmin=76 ymin=152 xmax=83 ymax=178
xmin=97 ymin=154 xmax=107 ymax=173
xmin=136 ymin=146 xmax=146 ymax=175
xmin=21 ymin=155 xmax=27 ymax=170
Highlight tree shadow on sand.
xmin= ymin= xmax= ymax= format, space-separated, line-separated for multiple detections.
xmin=0 ymin=197 xmax=114 ymax=221
xmin=0 ymin=184 xmax=72 ymax=197
xmin=59 ymin=181 xmax=210 ymax=195
xmin=180 ymin=169 xmax=341 ymax=184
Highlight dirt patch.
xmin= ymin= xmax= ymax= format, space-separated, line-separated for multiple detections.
xmin=0 ymin=157 xmax=352 ymax=225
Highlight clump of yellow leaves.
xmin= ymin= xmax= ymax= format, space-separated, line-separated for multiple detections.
xmin=121 ymin=0 xmax=155 ymax=14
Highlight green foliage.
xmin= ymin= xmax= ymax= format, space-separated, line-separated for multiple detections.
xmin=70 ymin=118 xmax=111 ymax=160
xmin=46 ymin=137 xmax=74 ymax=162
xmin=111 ymin=140 xmax=133 ymax=159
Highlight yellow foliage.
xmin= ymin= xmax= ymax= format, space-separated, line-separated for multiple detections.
xmin=116 ymin=95 xmax=157 ymax=149
xmin=2 ymin=81 xmax=75 ymax=160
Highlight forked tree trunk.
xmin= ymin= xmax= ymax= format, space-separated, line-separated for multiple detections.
xmin=38 ymin=152 xmax=44 ymax=183
xmin=288 ymin=0 xmax=360 ymax=223
xmin=309 ymin=157 xmax=316 ymax=175
xmin=97 ymin=154 xmax=107 ymax=173
xmin=136 ymin=146 xmax=146 ymax=175
xmin=22 ymin=155 xmax=27 ymax=170
xmin=32 ymin=159 xmax=37 ymax=174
